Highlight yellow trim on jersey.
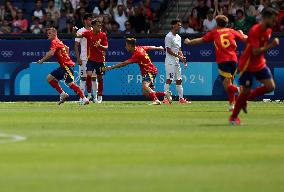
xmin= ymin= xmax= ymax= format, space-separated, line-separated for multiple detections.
xmin=64 ymin=66 xmax=74 ymax=80
xmin=148 ymin=72 xmax=154 ymax=83
xmin=219 ymin=70 xmax=233 ymax=79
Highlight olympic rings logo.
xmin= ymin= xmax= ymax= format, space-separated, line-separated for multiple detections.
xmin=199 ymin=50 xmax=212 ymax=56
xmin=267 ymin=49 xmax=279 ymax=57
xmin=60 ymin=70 xmax=80 ymax=87
xmin=1 ymin=51 xmax=14 ymax=58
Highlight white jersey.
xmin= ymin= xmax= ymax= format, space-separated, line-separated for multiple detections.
xmin=165 ymin=31 xmax=181 ymax=66
xmin=75 ymin=27 xmax=91 ymax=61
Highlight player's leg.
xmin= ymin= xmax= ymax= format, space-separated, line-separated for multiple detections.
xmin=78 ymin=60 xmax=87 ymax=101
xmin=86 ymin=61 xmax=95 ymax=100
xmin=48 ymin=68 xmax=68 ymax=105
xmin=163 ymin=64 xmax=173 ymax=104
xmin=143 ymin=81 xmax=160 ymax=105
xmin=174 ymin=65 xmax=190 ymax=104
xmin=91 ymin=74 xmax=98 ymax=102
xmin=218 ymin=62 xmax=239 ymax=110
xmin=65 ymin=66 xmax=89 ymax=105
xmin=95 ymin=62 xmax=105 ymax=103
xmin=248 ymin=67 xmax=275 ymax=100
xmin=229 ymin=71 xmax=252 ymax=125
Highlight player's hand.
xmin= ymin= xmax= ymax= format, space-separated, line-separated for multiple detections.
xmin=72 ymin=26 xmax=78 ymax=33
xmin=157 ymin=46 xmax=164 ymax=50
xmin=271 ymin=38 xmax=280 ymax=47
xmin=183 ymin=62 xmax=188 ymax=68
xmin=179 ymin=55 xmax=186 ymax=64
xmin=95 ymin=39 xmax=101 ymax=47
xmin=104 ymin=66 xmax=112 ymax=71
xmin=184 ymin=38 xmax=191 ymax=45
xmin=37 ymin=59 xmax=43 ymax=64
xmin=77 ymin=58 xmax=82 ymax=66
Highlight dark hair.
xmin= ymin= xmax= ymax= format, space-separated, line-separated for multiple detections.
xmin=261 ymin=7 xmax=279 ymax=18
xmin=83 ymin=13 xmax=92 ymax=20
xmin=91 ymin=19 xmax=101 ymax=26
xmin=236 ymin=9 xmax=244 ymax=16
xmin=215 ymin=15 xmax=228 ymax=27
xmin=171 ymin=19 xmax=181 ymax=25
xmin=126 ymin=38 xmax=136 ymax=46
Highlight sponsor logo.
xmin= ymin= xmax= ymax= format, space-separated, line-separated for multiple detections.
xmin=267 ymin=49 xmax=279 ymax=57
xmin=1 ymin=51 xmax=14 ymax=58
xmin=199 ymin=50 xmax=212 ymax=57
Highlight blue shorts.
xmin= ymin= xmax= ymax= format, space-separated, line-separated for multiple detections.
xmin=143 ymin=72 xmax=156 ymax=89
xmin=217 ymin=61 xmax=238 ymax=81
xmin=239 ymin=66 xmax=273 ymax=87
xmin=86 ymin=61 xmax=105 ymax=75
xmin=50 ymin=66 xmax=74 ymax=84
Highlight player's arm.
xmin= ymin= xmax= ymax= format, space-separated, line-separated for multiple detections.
xmin=74 ymin=41 xmax=82 ymax=65
xmin=178 ymin=48 xmax=187 ymax=67
xmin=184 ymin=37 xmax=204 ymax=45
xmin=95 ymin=39 xmax=108 ymax=50
xmin=143 ymin=46 xmax=164 ymax=51
xmin=37 ymin=49 xmax=55 ymax=64
xmin=252 ymin=38 xmax=279 ymax=56
xmin=72 ymin=27 xmax=83 ymax=38
xmin=166 ymin=47 xmax=186 ymax=63
xmin=105 ymin=60 xmax=132 ymax=71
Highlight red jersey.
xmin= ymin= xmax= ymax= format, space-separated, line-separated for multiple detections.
xmin=50 ymin=38 xmax=75 ymax=67
xmin=202 ymin=28 xmax=245 ymax=63
xmin=127 ymin=46 xmax=158 ymax=76
xmin=82 ymin=30 xmax=108 ymax=62
xmin=238 ymin=24 xmax=272 ymax=72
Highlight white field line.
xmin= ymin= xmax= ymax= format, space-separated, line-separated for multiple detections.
xmin=0 ymin=132 xmax=26 ymax=144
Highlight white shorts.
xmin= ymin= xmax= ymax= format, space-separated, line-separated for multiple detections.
xmin=165 ymin=64 xmax=182 ymax=81
xmin=79 ymin=60 xmax=96 ymax=78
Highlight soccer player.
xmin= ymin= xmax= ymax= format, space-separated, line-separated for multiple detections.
xmin=37 ymin=28 xmax=89 ymax=105
xmin=105 ymin=38 xmax=172 ymax=105
xmin=73 ymin=19 xmax=108 ymax=103
xmin=184 ymin=15 xmax=247 ymax=111
xmin=74 ymin=13 xmax=98 ymax=102
xmin=229 ymin=8 xmax=279 ymax=125
xmin=164 ymin=19 xmax=190 ymax=104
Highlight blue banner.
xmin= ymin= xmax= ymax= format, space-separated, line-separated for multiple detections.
xmin=0 ymin=38 xmax=283 ymax=100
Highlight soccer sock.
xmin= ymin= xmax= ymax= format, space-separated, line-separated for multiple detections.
xmin=164 ymin=83 xmax=170 ymax=92
xmin=49 ymin=80 xmax=63 ymax=94
xmin=86 ymin=75 xmax=92 ymax=94
xmin=149 ymin=91 xmax=158 ymax=101
xmin=227 ymin=84 xmax=238 ymax=104
xmin=176 ymin=85 xmax=183 ymax=99
xmin=155 ymin=92 xmax=165 ymax=98
xmin=69 ymin=83 xmax=84 ymax=98
xmin=79 ymin=79 xmax=86 ymax=95
xmin=98 ymin=79 xmax=104 ymax=96
xmin=92 ymin=80 xmax=98 ymax=99
xmin=231 ymin=93 xmax=248 ymax=118
xmin=248 ymin=86 xmax=269 ymax=101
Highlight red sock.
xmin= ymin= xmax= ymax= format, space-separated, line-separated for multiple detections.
xmin=149 ymin=91 xmax=158 ymax=101
xmin=49 ymin=80 xmax=63 ymax=94
xmin=98 ymin=79 xmax=104 ymax=96
xmin=248 ymin=86 xmax=269 ymax=101
xmin=69 ymin=83 xmax=84 ymax=98
xmin=231 ymin=93 xmax=248 ymax=118
xmin=155 ymin=92 xmax=165 ymax=98
xmin=227 ymin=84 xmax=238 ymax=104
xmin=86 ymin=75 xmax=92 ymax=94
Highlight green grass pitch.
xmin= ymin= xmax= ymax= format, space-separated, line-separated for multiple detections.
xmin=0 ymin=101 xmax=283 ymax=192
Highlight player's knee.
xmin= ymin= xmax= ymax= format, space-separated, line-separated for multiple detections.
xmin=266 ymin=83 xmax=275 ymax=93
xmin=166 ymin=79 xmax=172 ymax=84
xmin=91 ymin=77 xmax=97 ymax=81
xmin=176 ymin=79 xmax=182 ymax=85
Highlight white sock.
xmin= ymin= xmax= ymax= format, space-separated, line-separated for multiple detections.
xmin=176 ymin=85 xmax=183 ymax=99
xmin=92 ymin=80 xmax=97 ymax=100
xmin=164 ymin=83 xmax=170 ymax=92
xmin=79 ymin=80 xmax=86 ymax=96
